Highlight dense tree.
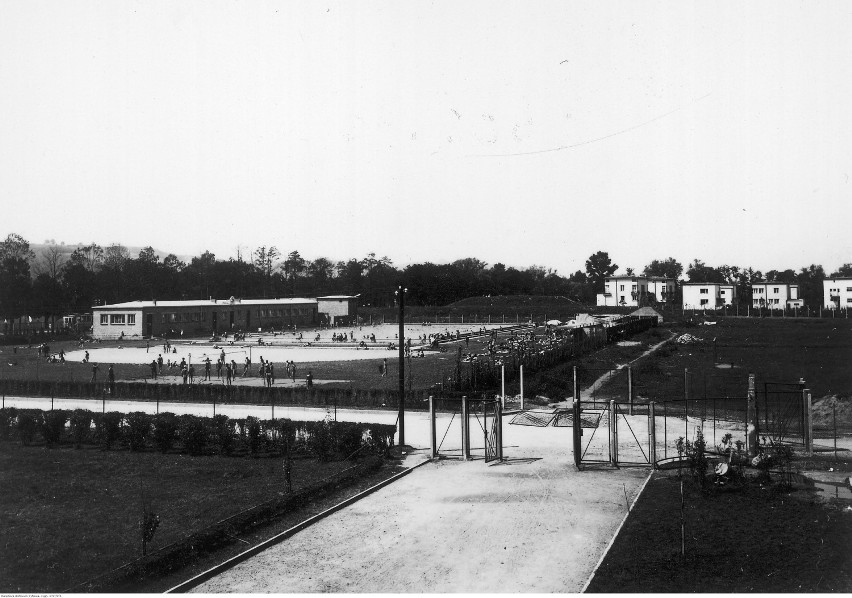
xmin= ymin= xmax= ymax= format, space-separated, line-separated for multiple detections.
xmin=0 ymin=234 xmax=35 ymax=321
xmin=764 ymin=268 xmax=797 ymax=283
xmin=796 ymin=264 xmax=826 ymax=308
xmin=643 ymin=257 xmax=683 ymax=280
xmin=282 ymin=251 xmax=307 ymax=297
xmin=831 ymin=263 xmax=852 ymax=277
xmin=585 ymin=251 xmax=618 ymax=292
xmin=685 ymin=259 xmax=726 ymax=283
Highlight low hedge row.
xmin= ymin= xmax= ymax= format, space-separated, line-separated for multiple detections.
xmin=0 ymin=407 xmax=396 ymax=460
xmin=75 ymin=455 xmax=386 ymax=593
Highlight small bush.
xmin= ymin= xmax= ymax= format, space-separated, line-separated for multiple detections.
xmin=69 ymin=409 xmax=93 ymax=448
xmin=211 ymin=414 xmax=234 ymax=455
xmin=152 ymin=413 xmax=178 ymax=453
xmin=95 ymin=412 xmax=124 ymax=449
xmin=179 ymin=415 xmax=207 ymax=456
xmin=125 ymin=412 xmax=152 ymax=451
xmin=0 ymin=407 xmax=17 ymax=440
xmin=246 ymin=416 xmax=262 ymax=454
xmin=41 ymin=410 xmax=68 ymax=446
xmin=17 ymin=411 xmax=39 ymax=446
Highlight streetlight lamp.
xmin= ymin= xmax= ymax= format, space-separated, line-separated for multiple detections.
xmin=395 ymin=286 xmax=407 ymax=446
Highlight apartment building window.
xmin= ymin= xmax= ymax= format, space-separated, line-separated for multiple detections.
xmin=773 ymin=287 xmax=779 ymax=293
xmin=847 ymin=287 xmax=852 ymax=292
xmin=700 ymin=289 xmax=708 ymax=294
xmin=700 ymin=299 xmax=709 ymax=306
xmin=110 ymin=314 xmax=125 ymax=325
xmin=100 ymin=314 xmax=108 ymax=325
xmin=720 ymin=290 xmax=726 ymax=295
xmin=620 ymin=285 xmax=625 ymax=291
xmin=127 ymin=314 xmax=136 ymax=325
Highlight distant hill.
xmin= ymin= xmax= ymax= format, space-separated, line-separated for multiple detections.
xmin=448 ymin=295 xmax=586 ymax=309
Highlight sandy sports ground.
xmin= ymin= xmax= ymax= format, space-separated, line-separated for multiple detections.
xmin=63 ymin=323 xmax=514 ymax=366
xmin=189 ymin=417 xmax=650 ymax=593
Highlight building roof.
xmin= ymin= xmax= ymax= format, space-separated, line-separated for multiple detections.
xmin=93 ymin=298 xmax=318 ymax=310
xmin=681 ymin=281 xmax=724 ymax=286
xmin=316 ymin=295 xmax=360 ymax=300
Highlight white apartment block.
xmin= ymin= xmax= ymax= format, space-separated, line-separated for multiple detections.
xmin=751 ymin=282 xmax=803 ymax=308
xmin=597 ymin=276 xmax=676 ymax=307
xmin=823 ymin=277 xmax=852 ymax=309
xmin=682 ymin=282 xmax=737 ymax=309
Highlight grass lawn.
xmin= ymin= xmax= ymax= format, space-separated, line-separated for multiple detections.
xmin=586 ymin=465 xmax=852 ymax=592
xmin=0 ymin=441 xmax=387 ymax=593
xmin=594 ymin=318 xmax=852 ymax=404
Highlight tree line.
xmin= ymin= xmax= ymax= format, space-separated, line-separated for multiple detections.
xmin=0 ymin=233 xmax=849 ymax=326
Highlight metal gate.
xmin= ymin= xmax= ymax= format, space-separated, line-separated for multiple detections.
xmin=429 ymin=396 xmax=502 ymax=462
xmin=483 ymin=399 xmax=501 ymax=463
xmin=757 ymin=382 xmax=805 ymax=446
xmin=573 ymin=400 xmax=652 ymax=468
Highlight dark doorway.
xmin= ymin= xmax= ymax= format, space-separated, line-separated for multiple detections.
xmin=146 ymin=314 xmax=153 ymax=337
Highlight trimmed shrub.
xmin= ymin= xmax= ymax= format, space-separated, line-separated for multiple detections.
xmin=69 ymin=409 xmax=93 ymax=448
xmin=41 ymin=410 xmax=68 ymax=446
xmin=211 ymin=414 xmax=234 ymax=455
xmin=125 ymin=412 xmax=152 ymax=451
xmin=17 ymin=410 xmax=39 ymax=446
xmin=246 ymin=416 xmax=262 ymax=454
xmin=95 ymin=412 xmax=124 ymax=449
xmin=0 ymin=407 xmax=16 ymax=441
xmin=179 ymin=415 xmax=207 ymax=456
xmin=152 ymin=413 xmax=179 ymax=453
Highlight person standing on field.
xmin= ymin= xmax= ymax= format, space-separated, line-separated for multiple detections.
xmin=91 ymin=363 xmax=99 ymax=383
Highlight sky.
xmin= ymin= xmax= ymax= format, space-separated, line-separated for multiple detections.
xmin=1 ymin=0 xmax=851 ymax=276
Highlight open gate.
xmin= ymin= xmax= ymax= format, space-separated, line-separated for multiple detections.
xmin=573 ymin=400 xmax=653 ymax=468
xmin=482 ymin=399 xmax=502 ymax=463
xmin=429 ymin=396 xmax=502 ymax=462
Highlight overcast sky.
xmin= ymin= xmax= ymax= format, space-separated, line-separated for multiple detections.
xmin=2 ymin=1 xmax=851 ymax=275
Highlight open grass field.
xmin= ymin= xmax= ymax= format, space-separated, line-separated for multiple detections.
xmin=0 ymin=442 xmax=392 ymax=593
xmin=586 ymin=467 xmax=852 ymax=593
xmin=593 ymin=317 xmax=852 ymax=404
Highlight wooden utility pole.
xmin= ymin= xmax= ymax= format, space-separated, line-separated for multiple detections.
xmin=398 ymin=286 xmax=406 ymax=446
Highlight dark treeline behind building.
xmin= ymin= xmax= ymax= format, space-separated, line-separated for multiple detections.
xmin=1 ymin=233 xmax=849 ymax=327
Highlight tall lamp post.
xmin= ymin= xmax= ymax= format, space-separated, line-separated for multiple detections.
xmin=396 ymin=286 xmax=407 ymax=446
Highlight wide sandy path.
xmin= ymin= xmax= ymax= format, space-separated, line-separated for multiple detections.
xmin=193 ymin=423 xmax=649 ymax=593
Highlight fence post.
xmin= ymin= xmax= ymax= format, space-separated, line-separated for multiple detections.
xmin=501 ymin=365 xmax=505 ymax=408
xmin=461 ymin=395 xmax=470 ymax=460
xmin=429 ymin=395 xmax=437 ymax=459
xmin=496 ymin=400 xmax=503 ymax=461
xmin=573 ymin=365 xmax=578 ymax=405
xmin=804 ymin=389 xmax=813 ymax=456
xmin=628 ymin=366 xmax=633 ymax=416
xmin=573 ymin=399 xmax=582 ymax=470
xmin=519 ymin=365 xmax=524 ymax=410
xmin=746 ymin=373 xmax=757 ymax=458
xmin=610 ymin=399 xmax=618 ymax=466
xmin=649 ymin=401 xmax=656 ymax=468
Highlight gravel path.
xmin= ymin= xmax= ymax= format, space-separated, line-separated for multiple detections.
xmin=192 ymin=423 xmax=649 ymax=593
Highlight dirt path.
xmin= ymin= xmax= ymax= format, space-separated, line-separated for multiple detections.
xmin=192 ymin=423 xmax=649 ymax=593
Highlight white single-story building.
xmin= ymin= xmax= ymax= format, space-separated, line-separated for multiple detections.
xmin=92 ymin=297 xmax=319 ymax=339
